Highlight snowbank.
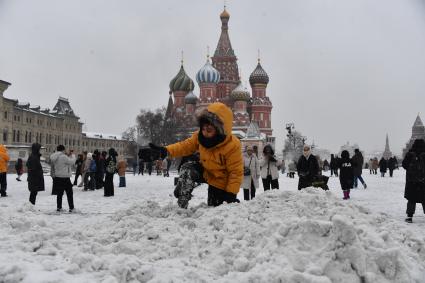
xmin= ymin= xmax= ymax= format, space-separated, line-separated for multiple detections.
xmin=1 ymin=186 xmax=425 ymax=283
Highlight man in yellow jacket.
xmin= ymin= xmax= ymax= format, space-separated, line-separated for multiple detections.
xmin=0 ymin=145 xmax=10 ymax=197
xmin=150 ymin=102 xmax=243 ymax=208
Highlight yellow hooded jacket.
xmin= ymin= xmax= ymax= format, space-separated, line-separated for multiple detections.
xmin=166 ymin=103 xmax=243 ymax=195
xmin=0 ymin=145 xmax=10 ymax=173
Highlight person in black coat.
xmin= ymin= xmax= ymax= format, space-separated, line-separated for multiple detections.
xmin=387 ymin=157 xmax=397 ymax=177
xmin=379 ymin=157 xmax=388 ymax=177
xmin=73 ymin=154 xmax=84 ymax=186
xmin=338 ymin=150 xmax=354 ymax=200
xmin=104 ymin=148 xmax=117 ymax=197
xmin=297 ymin=145 xmax=319 ymax=190
xmin=330 ymin=154 xmax=339 ymax=177
xmin=351 ymin=149 xmax=367 ymax=188
xmin=402 ymin=139 xmax=425 ymax=223
xmin=26 ymin=143 xmax=45 ymax=205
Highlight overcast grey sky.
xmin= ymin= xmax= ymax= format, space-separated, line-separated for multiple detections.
xmin=1 ymin=0 xmax=425 ymax=155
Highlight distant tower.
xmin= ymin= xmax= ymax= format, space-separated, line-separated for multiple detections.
xmin=196 ymin=49 xmax=220 ymax=107
xmin=249 ymin=55 xmax=272 ymax=136
xmin=403 ymin=114 xmax=425 ymax=156
xmin=169 ymin=59 xmax=194 ymax=113
xmin=211 ymin=6 xmax=240 ymax=102
xmin=382 ymin=134 xmax=393 ymax=159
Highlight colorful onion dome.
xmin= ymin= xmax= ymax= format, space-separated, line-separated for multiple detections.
xmin=230 ymin=82 xmax=250 ymax=101
xmin=249 ymin=61 xmax=269 ymax=86
xmin=184 ymin=91 xmax=198 ymax=104
xmin=169 ymin=65 xmax=195 ymax=93
xmin=196 ymin=59 xmax=220 ymax=85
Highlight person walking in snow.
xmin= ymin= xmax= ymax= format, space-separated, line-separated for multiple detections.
xmin=260 ymin=144 xmax=281 ymax=191
xmin=379 ymin=157 xmax=387 ymax=177
xmin=149 ymin=102 xmax=243 ymax=208
xmin=26 ymin=143 xmax=44 ymax=205
xmin=117 ymin=156 xmax=127 ymax=187
xmin=162 ymin=158 xmax=169 ymax=177
xmin=297 ymin=145 xmax=319 ymax=190
xmin=402 ymin=139 xmax=425 ymax=223
xmin=73 ymin=154 xmax=84 ymax=186
xmin=155 ymin=159 xmax=163 ymax=175
xmin=388 ymin=156 xmax=397 ymax=177
xmin=287 ymin=161 xmax=296 ymax=178
xmin=368 ymin=159 xmax=374 ymax=174
xmin=242 ymin=146 xmax=260 ymax=201
xmin=15 ymin=158 xmax=23 ymax=181
xmin=50 ymin=145 xmax=76 ymax=212
xmin=83 ymin=152 xmax=95 ymax=190
xmin=330 ymin=154 xmax=339 ymax=177
xmin=372 ymin=157 xmax=379 ymax=175
xmin=78 ymin=151 xmax=87 ymax=187
xmin=352 ymin=149 xmax=367 ymax=189
xmin=104 ymin=148 xmax=117 ymax=197
xmin=338 ymin=150 xmax=354 ymax=200
xmin=0 ymin=144 xmax=10 ymax=197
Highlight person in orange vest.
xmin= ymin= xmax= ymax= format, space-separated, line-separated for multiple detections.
xmin=149 ymin=102 xmax=243 ymax=208
xmin=0 ymin=145 xmax=10 ymax=197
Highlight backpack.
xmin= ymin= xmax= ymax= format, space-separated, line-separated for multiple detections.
xmin=89 ymin=160 xmax=97 ymax=172
xmin=407 ymin=154 xmax=425 ymax=184
xmin=106 ymin=160 xmax=116 ymax=174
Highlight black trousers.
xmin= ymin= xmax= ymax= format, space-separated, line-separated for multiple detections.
xmin=56 ymin=177 xmax=74 ymax=210
xmin=262 ymin=175 xmax=279 ymax=191
xmin=104 ymin=173 xmax=114 ymax=196
xmin=29 ymin=191 xmax=37 ymax=204
xmin=177 ymin=161 xmax=238 ymax=207
xmin=243 ymin=179 xmax=256 ymax=201
xmin=406 ymin=200 xmax=425 ymax=217
xmin=0 ymin=172 xmax=7 ymax=195
xmin=73 ymin=172 xmax=81 ymax=185
xmin=389 ymin=169 xmax=394 ymax=177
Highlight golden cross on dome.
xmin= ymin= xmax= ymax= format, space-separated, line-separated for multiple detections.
xmin=181 ymin=50 xmax=184 ymax=65
xmin=258 ymin=49 xmax=261 ymax=63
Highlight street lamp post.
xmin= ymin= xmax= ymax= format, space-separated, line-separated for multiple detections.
xmin=285 ymin=122 xmax=295 ymax=150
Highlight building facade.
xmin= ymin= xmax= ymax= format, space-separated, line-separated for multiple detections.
xmin=166 ymin=7 xmax=275 ymax=150
xmin=0 ymin=80 xmax=129 ymax=160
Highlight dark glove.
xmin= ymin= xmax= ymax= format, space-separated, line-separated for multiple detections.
xmin=148 ymin=143 xmax=168 ymax=158
xmin=224 ymin=192 xmax=240 ymax=204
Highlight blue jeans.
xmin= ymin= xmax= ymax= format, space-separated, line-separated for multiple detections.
xmin=353 ymin=175 xmax=365 ymax=188
xmin=119 ymin=176 xmax=126 ymax=187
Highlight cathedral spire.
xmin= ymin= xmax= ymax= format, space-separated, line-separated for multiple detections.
xmin=383 ymin=134 xmax=392 ymax=160
xmin=215 ymin=6 xmax=234 ymax=57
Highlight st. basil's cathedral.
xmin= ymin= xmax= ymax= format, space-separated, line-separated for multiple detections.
xmin=165 ymin=7 xmax=275 ymax=151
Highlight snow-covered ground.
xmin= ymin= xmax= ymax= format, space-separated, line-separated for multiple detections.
xmin=0 ymin=169 xmax=424 ymax=283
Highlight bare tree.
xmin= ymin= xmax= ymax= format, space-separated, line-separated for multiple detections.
xmin=136 ymin=107 xmax=192 ymax=146
xmin=283 ymin=130 xmax=306 ymax=162
xmin=122 ymin=126 xmax=138 ymax=158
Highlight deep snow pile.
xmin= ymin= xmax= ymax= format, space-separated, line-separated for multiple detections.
xmin=1 ymin=183 xmax=425 ymax=283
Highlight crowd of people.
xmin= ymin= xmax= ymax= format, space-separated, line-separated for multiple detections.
xmin=0 ymin=102 xmax=423 ymax=224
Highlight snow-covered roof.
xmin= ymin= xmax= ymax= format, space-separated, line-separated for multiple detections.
xmin=82 ymin=132 xmax=124 ymax=141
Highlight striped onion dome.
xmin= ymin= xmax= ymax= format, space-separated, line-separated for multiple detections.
xmin=184 ymin=91 xmax=198 ymax=104
xmin=196 ymin=59 xmax=220 ymax=85
xmin=230 ymin=82 xmax=250 ymax=101
xmin=169 ymin=65 xmax=195 ymax=93
xmin=249 ymin=62 xmax=269 ymax=86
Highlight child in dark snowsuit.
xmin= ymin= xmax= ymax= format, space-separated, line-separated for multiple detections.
xmin=338 ymin=150 xmax=355 ymax=200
